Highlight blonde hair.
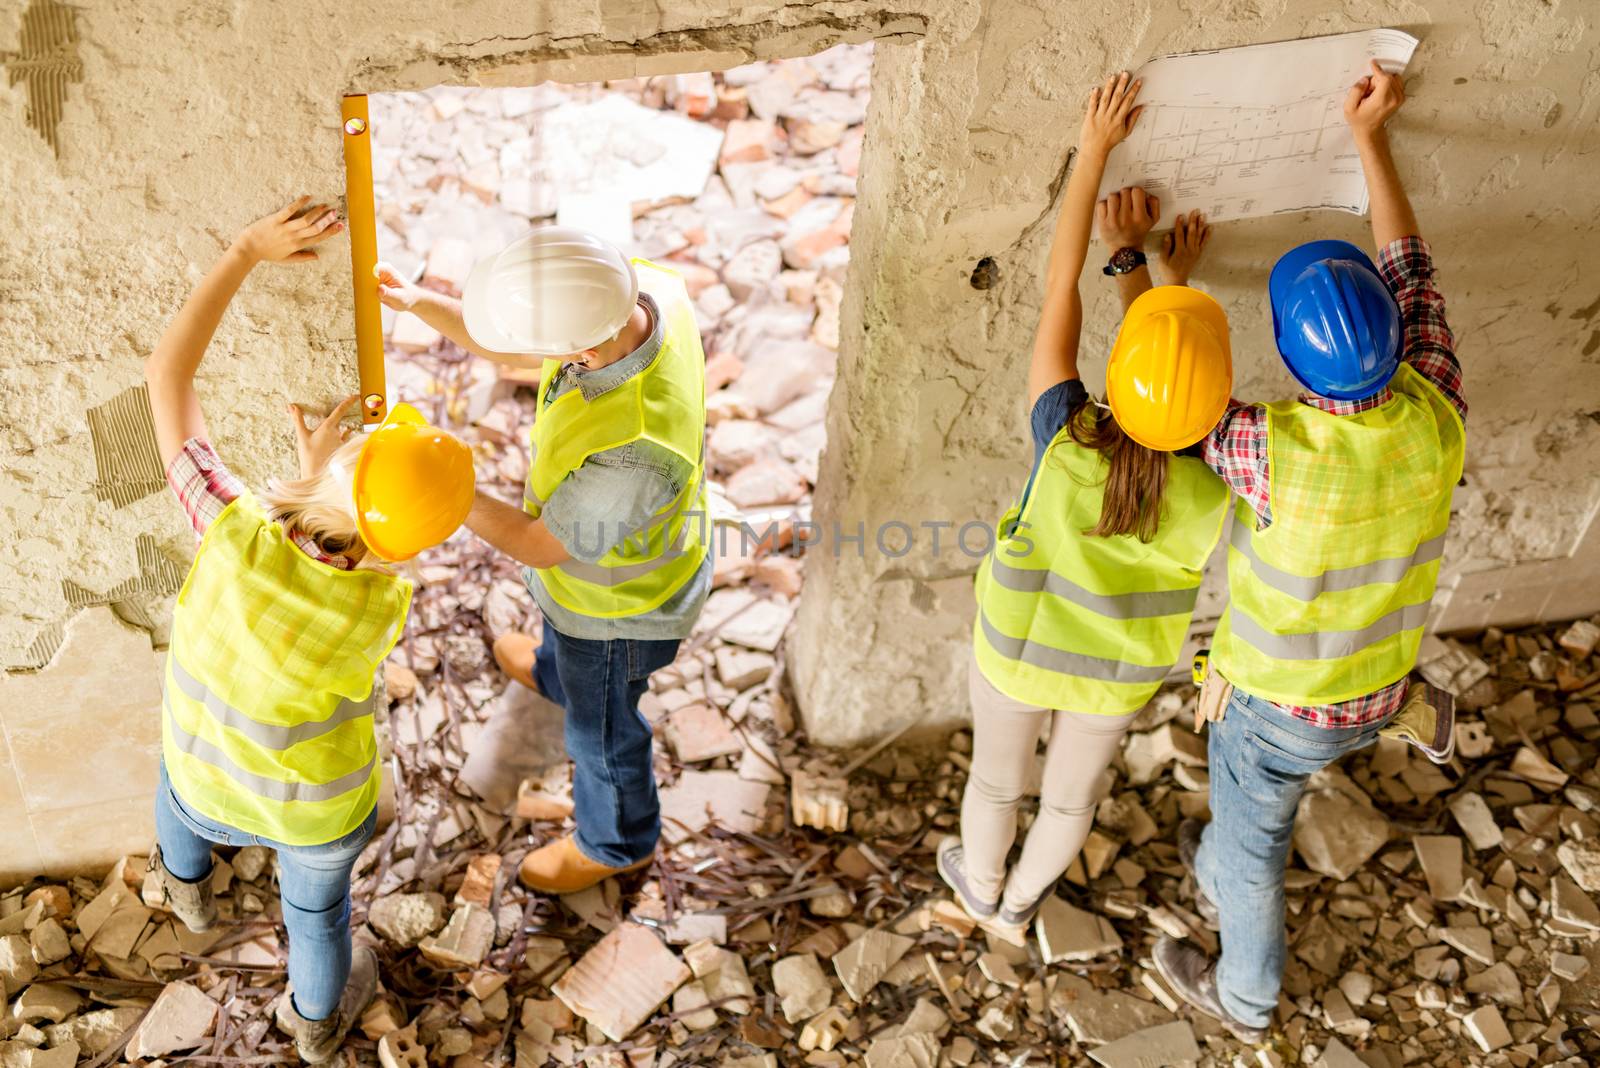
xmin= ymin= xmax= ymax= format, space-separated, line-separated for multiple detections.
xmin=259 ymin=436 xmax=392 ymax=573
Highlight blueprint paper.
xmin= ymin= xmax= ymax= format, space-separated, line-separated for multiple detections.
xmin=1098 ymin=29 xmax=1420 ymax=224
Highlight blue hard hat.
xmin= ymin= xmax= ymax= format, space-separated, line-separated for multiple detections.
xmin=1268 ymin=240 xmax=1401 ymax=400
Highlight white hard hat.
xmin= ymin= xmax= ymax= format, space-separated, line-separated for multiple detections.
xmin=462 ymin=227 xmax=639 ymax=355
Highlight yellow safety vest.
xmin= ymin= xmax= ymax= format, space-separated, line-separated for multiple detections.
xmin=1211 ymin=364 xmax=1466 ymax=705
xmin=973 ymin=426 xmax=1231 ymax=713
xmin=162 ymin=491 xmax=411 ymax=846
xmin=522 ymin=258 xmax=709 ymax=618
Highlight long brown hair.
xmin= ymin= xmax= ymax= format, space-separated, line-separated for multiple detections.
xmin=1065 ymin=403 xmax=1169 ymax=542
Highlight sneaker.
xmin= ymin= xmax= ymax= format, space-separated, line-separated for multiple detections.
xmin=1151 ymin=935 xmax=1267 ymax=1044
xmin=148 ymin=848 xmax=217 ymax=933
xmin=995 ymin=882 xmax=1054 ymax=928
xmin=274 ymin=946 xmax=380 ymax=1064
xmin=1177 ymin=819 xmax=1220 ymax=930
xmin=1379 ymin=681 xmax=1455 ymax=764
xmin=936 ymin=837 xmax=998 ymax=921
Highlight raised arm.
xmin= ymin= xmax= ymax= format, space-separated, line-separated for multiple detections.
xmin=1028 ymin=72 xmax=1143 ymax=406
xmin=145 ymin=198 xmax=343 ymax=467
xmin=1345 ymin=59 xmax=1419 ymax=247
xmin=375 ymin=264 xmax=532 ymax=366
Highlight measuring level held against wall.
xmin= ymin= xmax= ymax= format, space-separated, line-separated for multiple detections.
xmin=341 ymin=94 xmax=386 ymax=426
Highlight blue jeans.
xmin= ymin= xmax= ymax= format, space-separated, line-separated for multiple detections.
xmin=534 ymin=624 xmax=681 ymax=867
xmin=1193 ymin=688 xmax=1386 ymax=1029
xmin=155 ymin=762 xmax=376 ymax=1021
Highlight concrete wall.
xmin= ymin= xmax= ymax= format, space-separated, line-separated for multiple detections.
xmin=0 ymin=0 xmax=1596 ymax=876
xmin=794 ymin=0 xmax=1600 ymax=744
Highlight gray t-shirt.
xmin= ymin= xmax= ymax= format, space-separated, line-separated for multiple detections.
xmin=525 ymin=293 xmax=712 ymax=640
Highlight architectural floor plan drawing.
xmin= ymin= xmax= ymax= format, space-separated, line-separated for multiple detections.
xmin=1098 ymin=29 xmax=1420 ymax=224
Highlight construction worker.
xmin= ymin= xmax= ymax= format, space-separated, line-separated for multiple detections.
xmin=376 ymin=227 xmax=710 ymax=895
xmin=143 ymin=198 xmax=475 ymax=1063
xmin=1153 ymin=62 xmax=1466 ymax=1042
xmin=937 ymin=74 xmax=1233 ymax=937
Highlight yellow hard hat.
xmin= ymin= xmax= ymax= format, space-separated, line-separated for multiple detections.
xmin=350 ymin=403 xmax=475 ymax=562
xmin=1106 ymin=286 xmax=1233 ymax=451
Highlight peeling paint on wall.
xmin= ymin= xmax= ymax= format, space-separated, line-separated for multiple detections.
xmin=87 ymin=384 xmax=167 ymax=508
xmin=1 ymin=0 xmax=82 ymax=156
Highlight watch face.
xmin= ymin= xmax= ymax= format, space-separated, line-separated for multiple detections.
xmin=1111 ymin=247 xmax=1141 ymax=273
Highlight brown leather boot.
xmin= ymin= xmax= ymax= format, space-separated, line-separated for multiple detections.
xmin=274 ymin=946 xmax=379 ymax=1064
xmin=493 ymin=632 xmax=541 ymax=693
xmin=149 ymin=848 xmax=218 ymax=933
xmin=519 ymin=835 xmax=651 ymax=894
xmin=1152 ymin=936 xmax=1267 ymax=1044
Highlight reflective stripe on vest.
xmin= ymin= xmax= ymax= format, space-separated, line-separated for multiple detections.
xmin=972 ymin=427 xmax=1230 ymax=713
xmin=522 ymin=259 xmax=709 ymax=619
xmin=1211 ymin=364 xmax=1465 ymax=705
xmin=162 ymin=491 xmax=410 ymax=846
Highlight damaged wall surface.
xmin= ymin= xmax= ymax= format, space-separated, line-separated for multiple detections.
xmin=0 ymin=0 xmax=1596 ymax=850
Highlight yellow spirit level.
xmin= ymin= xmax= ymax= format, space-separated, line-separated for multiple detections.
xmin=341 ymin=95 xmax=385 ymax=427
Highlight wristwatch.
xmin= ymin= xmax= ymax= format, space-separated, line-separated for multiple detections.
xmin=1103 ymin=247 xmax=1147 ymax=276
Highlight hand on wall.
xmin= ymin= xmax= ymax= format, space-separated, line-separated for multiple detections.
xmin=1079 ymin=71 xmax=1143 ymax=161
xmin=234 ymin=197 xmax=344 ymax=264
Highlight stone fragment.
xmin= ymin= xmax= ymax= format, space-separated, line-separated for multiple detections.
xmin=1035 ymin=896 xmax=1123 ymax=963
xmin=791 ymin=769 xmax=849 ymax=833
xmin=772 ymin=953 xmax=831 ymax=1022
xmin=418 ymin=904 xmax=495 ymax=968
xmin=1550 ymin=874 xmax=1600 ymax=931
xmin=798 ymin=1006 xmax=850 ymax=1052
xmin=1449 ymin=793 xmax=1503 ymax=851
xmin=1294 ymin=788 xmax=1389 ymax=879
xmin=1464 ymin=961 xmax=1523 ymax=1006
xmin=1412 ymin=835 xmax=1464 ymax=901
xmin=715 ymin=645 xmax=775 ymax=691
xmin=28 ymin=918 xmax=70 ymax=965
xmin=658 ymin=770 xmax=771 ymax=842
xmin=665 ymin=703 xmax=743 ymax=762
xmin=725 ymin=458 xmax=808 ymax=508
xmin=551 ymin=923 xmax=689 ymax=1041
xmin=0 ymin=934 xmax=39 ymax=988
xmin=11 ymin=983 xmax=82 ymax=1023
xmin=832 ymin=928 xmax=915 ymax=1001
xmin=1087 ymin=1021 xmax=1200 ymax=1068
xmin=126 ymin=981 xmax=218 ymax=1059
xmin=974 ymin=1003 xmax=1013 ymax=1041
xmin=1313 ymin=1038 xmax=1369 ymax=1068
xmin=722 ymin=239 xmax=783 ymax=301
xmin=456 ymin=854 xmax=501 ymax=908
xmin=516 ymin=781 xmax=575 ymax=821
xmin=671 ymin=979 xmax=718 ymax=1031
xmin=42 ymin=1006 xmax=145 ymax=1055
xmin=377 ymin=1025 xmax=427 ymax=1068
xmin=1439 ymin=925 xmax=1494 ymax=965
xmin=1556 ymin=838 xmax=1600 ymax=891
xmin=1558 ymin=619 xmax=1600 ymax=658
xmin=1511 ymin=746 xmax=1568 ymax=790
xmin=1051 ymin=973 xmax=1171 ymax=1044
xmin=368 ymin=892 xmax=448 ymax=947
xmin=1549 ymin=951 xmax=1587 ymax=981
xmin=1455 ymin=720 xmax=1493 ymax=758
xmin=864 ymin=1032 xmax=940 ymax=1068
xmin=1462 ymin=1005 xmax=1511 ymax=1052
xmin=1416 ymin=636 xmax=1490 ymax=694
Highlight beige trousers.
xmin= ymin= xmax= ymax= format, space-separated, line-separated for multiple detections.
xmin=960 ymin=651 xmax=1138 ymax=912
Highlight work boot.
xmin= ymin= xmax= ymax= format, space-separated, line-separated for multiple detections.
xmin=519 ymin=835 xmax=651 ymax=894
xmin=936 ymin=836 xmax=999 ymax=921
xmin=1152 ymin=936 xmax=1267 ymax=1044
xmin=1378 ymin=681 xmax=1455 ymax=764
xmin=274 ymin=946 xmax=379 ymax=1064
xmin=493 ymin=632 xmax=542 ymax=694
xmin=1177 ymin=819 xmax=1220 ymax=930
xmin=148 ymin=848 xmax=217 ymax=933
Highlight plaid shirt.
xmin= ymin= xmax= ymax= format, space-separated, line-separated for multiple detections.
xmin=1202 ymin=236 xmax=1463 ymax=727
xmin=166 ymin=438 xmax=352 ymax=570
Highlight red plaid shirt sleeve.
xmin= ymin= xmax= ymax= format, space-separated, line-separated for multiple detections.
xmin=166 ymin=438 xmax=244 ymax=538
xmin=1201 ymin=399 xmax=1273 ymax=525
xmin=1377 ymin=236 xmax=1465 ymax=421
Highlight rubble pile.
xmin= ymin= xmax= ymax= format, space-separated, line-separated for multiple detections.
xmin=3 ymin=56 xmax=1599 ymax=1068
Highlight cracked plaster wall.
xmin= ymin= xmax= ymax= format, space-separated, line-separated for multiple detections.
xmin=0 ymin=0 xmax=1595 ymax=812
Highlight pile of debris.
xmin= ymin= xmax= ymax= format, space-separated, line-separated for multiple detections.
xmin=6 ymin=610 xmax=1600 ymax=1066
